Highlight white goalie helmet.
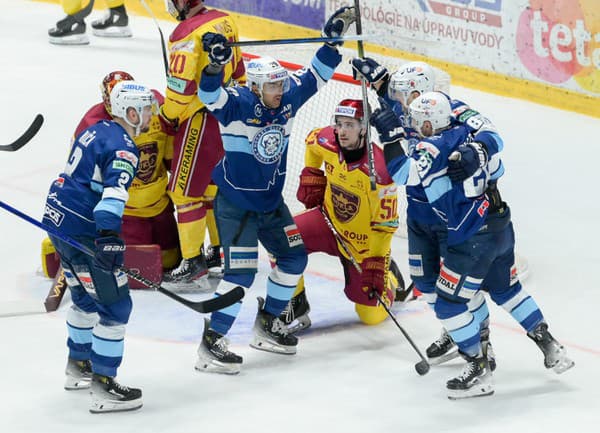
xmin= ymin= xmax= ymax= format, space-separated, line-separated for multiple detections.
xmin=110 ymin=80 xmax=157 ymax=136
xmin=388 ymin=61 xmax=436 ymax=107
xmin=409 ymin=91 xmax=453 ymax=136
xmin=246 ymin=56 xmax=290 ymax=104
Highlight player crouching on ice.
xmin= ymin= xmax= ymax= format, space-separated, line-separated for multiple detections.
xmin=276 ymin=99 xmax=407 ymax=334
xmin=371 ymin=92 xmax=574 ymax=399
xmin=43 ymin=81 xmax=157 ymax=413
xmin=193 ymin=6 xmax=356 ymax=374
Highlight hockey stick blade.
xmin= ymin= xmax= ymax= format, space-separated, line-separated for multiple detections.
xmin=0 ymin=200 xmax=245 ymax=314
xmin=227 ymin=34 xmax=373 ymax=47
xmin=0 ymin=114 xmax=44 ymax=152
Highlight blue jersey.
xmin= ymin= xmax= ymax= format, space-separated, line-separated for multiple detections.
xmin=43 ymin=120 xmax=139 ymax=238
xmin=199 ymin=45 xmax=341 ymax=212
xmin=387 ymin=124 xmax=493 ymax=246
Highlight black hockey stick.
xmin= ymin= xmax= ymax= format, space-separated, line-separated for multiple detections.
xmin=0 ymin=200 xmax=244 ymax=314
xmin=226 ymin=34 xmax=371 ymax=47
xmin=138 ymin=0 xmax=170 ymax=78
xmin=319 ymin=207 xmax=429 ymax=375
xmin=0 ymin=114 xmax=44 ymax=152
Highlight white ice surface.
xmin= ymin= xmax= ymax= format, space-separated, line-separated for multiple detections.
xmin=0 ymin=2 xmax=599 ymax=432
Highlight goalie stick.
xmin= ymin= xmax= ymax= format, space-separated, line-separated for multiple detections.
xmin=0 ymin=114 xmax=43 ymax=152
xmin=319 ymin=207 xmax=430 ymax=375
xmin=0 ymin=200 xmax=244 ymax=314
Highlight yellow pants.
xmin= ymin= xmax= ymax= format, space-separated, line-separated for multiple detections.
xmin=61 ymin=0 xmax=124 ymax=15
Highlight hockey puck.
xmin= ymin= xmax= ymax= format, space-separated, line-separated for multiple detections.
xmin=415 ymin=360 xmax=430 ymax=376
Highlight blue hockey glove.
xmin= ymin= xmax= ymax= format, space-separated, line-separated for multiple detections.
xmin=322 ymin=6 xmax=357 ymax=46
xmin=202 ymin=32 xmax=233 ymax=66
xmin=447 ymin=142 xmax=488 ymax=182
xmin=94 ymin=233 xmax=125 ymax=272
xmin=370 ymin=102 xmax=405 ymax=145
xmin=351 ymin=57 xmax=389 ymax=84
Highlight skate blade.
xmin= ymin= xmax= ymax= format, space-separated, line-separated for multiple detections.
xmin=427 ymin=347 xmax=460 ymax=365
xmin=552 ymin=358 xmax=575 ymax=374
xmin=64 ymin=378 xmax=91 ymax=391
xmin=89 ymin=398 xmax=143 ymax=414
xmin=448 ymin=376 xmax=494 ymax=400
xmin=161 ymin=276 xmax=212 ymax=293
xmin=194 ymin=359 xmax=241 ymax=375
xmin=49 ymin=34 xmax=89 ymax=45
xmin=92 ymin=27 xmax=132 ymax=38
xmin=287 ymin=315 xmax=312 ymax=334
xmin=250 ymin=337 xmax=297 ymax=355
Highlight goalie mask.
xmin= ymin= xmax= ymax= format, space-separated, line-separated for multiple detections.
xmin=246 ymin=56 xmax=290 ymax=107
xmin=388 ymin=61 xmax=435 ymax=108
xmin=101 ymin=70 xmax=135 ymax=116
xmin=165 ymin=0 xmax=202 ymax=21
xmin=409 ymin=91 xmax=453 ymax=137
xmin=110 ymin=81 xmax=158 ymax=137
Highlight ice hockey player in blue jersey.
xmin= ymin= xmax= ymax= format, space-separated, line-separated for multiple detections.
xmin=351 ymin=57 xmax=505 ymax=366
xmin=371 ymin=91 xmax=574 ymax=399
xmin=192 ymin=7 xmax=356 ymax=374
xmin=42 ymin=80 xmax=156 ymax=413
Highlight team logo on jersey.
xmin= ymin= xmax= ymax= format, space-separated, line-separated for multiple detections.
xmin=44 ymin=203 xmax=64 ymax=227
xmin=330 ymin=184 xmax=360 ymax=223
xmin=136 ymin=142 xmax=158 ymax=183
xmin=254 ymin=104 xmax=263 ymax=118
xmin=284 ymin=225 xmax=303 ymax=247
xmin=252 ymin=124 xmax=286 ymax=164
xmin=78 ymin=130 xmax=96 ymax=147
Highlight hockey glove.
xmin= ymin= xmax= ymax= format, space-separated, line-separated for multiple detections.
xmin=447 ymin=142 xmax=488 ymax=182
xmin=361 ymin=256 xmax=387 ymax=298
xmin=370 ymin=102 xmax=405 ymax=145
xmin=202 ymin=32 xmax=233 ymax=66
xmin=322 ymin=6 xmax=357 ymax=46
xmin=94 ymin=232 xmax=125 ymax=272
xmin=296 ymin=167 xmax=327 ymax=209
xmin=158 ymin=106 xmax=179 ymax=135
xmin=351 ymin=57 xmax=389 ymax=85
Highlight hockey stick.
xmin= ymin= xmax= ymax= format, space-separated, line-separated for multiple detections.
xmin=352 ymin=1 xmax=377 ymax=191
xmin=0 ymin=114 xmax=44 ymax=152
xmin=138 ymin=0 xmax=170 ymax=77
xmin=319 ymin=207 xmax=429 ymax=375
xmin=0 ymin=200 xmax=244 ymax=314
xmin=226 ymin=34 xmax=372 ymax=47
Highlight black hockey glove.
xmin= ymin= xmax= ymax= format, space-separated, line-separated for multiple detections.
xmin=351 ymin=57 xmax=389 ymax=85
xmin=94 ymin=232 xmax=125 ymax=272
xmin=447 ymin=142 xmax=488 ymax=182
xmin=202 ymin=32 xmax=233 ymax=66
xmin=322 ymin=6 xmax=357 ymax=46
xmin=370 ymin=102 xmax=405 ymax=146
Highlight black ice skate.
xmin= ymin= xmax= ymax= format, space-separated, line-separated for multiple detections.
xmin=205 ymin=244 xmax=223 ymax=278
xmin=447 ymin=353 xmax=494 ymax=400
xmin=527 ymin=322 xmax=574 ymax=374
xmin=48 ymin=15 xmax=89 ymax=45
xmin=91 ymin=6 xmax=132 ymax=38
xmin=279 ymin=290 xmax=311 ymax=334
xmin=426 ymin=329 xmax=459 ymax=365
xmin=64 ymin=358 xmax=92 ymax=390
xmin=162 ymin=254 xmax=210 ymax=292
xmin=195 ymin=318 xmax=242 ymax=375
xmin=251 ymin=297 xmax=298 ymax=354
xmin=89 ymin=373 xmax=142 ymax=414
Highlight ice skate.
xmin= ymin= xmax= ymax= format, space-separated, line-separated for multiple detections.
xmin=64 ymin=358 xmax=92 ymax=390
xmin=205 ymin=244 xmax=224 ymax=278
xmin=48 ymin=15 xmax=89 ymax=45
xmin=527 ymin=322 xmax=574 ymax=374
xmin=426 ymin=329 xmax=459 ymax=365
xmin=162 ymin=254 xmax=210 ymax=292
xmin=91 ymin=6 xmax=132 ymax=38
xmin=447 ymin=353 xmax=494 ymax=400
xmin=279 ymin=290 xmax=311 ymax=334
xmin=195 ymin=319 xmax=242 ymax=375
xmin=250 ymin=297 xmax=298 ymax=354
xmin=89 ymin=374 xmax=142 ymax=413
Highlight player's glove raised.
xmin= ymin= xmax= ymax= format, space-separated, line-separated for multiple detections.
xmin=94 ymin=232 xmax=125 ymax=272
xmin=370 ymin=102 xmax=405 ymax=145
xmin=351 ymin=57 xmax=389 ymax=85
xmin=202 ymin=32 xmax=233 ymax=66
xmin=447 ymin=142 xmax=488 ymax=182
xmin=361 ymin=256 xmax=387 ymax=298
xmin=296 ymin=167 xmax=327 ymax=209
xmin=322 ymin=6 xmax=357 ymax=46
